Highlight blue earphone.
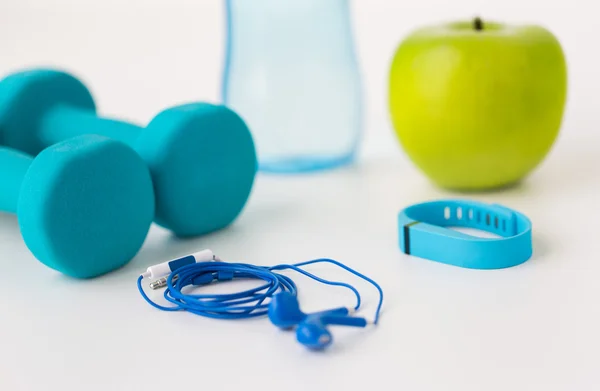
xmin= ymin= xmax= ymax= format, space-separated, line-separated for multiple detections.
xmin=298 ymin=313 xmax=369 ymax=349
xmin=268 ymin=291 xmax=375 ymax=350
xmin=138 ymin=255 xmax=384 ymax=351
xmin=267 ymin=290 xmax=351 ymax=329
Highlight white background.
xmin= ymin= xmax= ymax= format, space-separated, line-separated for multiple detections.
xmin=0 ymin=1 xmax=598 ymax=390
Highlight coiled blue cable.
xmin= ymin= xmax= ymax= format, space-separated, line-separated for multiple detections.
xmin=137 ymin=258 xmax=383 ymax=323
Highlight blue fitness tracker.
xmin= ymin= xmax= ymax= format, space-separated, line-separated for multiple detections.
xmin=398 ymin=199 xmax=532 ymax=269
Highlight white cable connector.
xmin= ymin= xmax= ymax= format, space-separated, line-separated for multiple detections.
xmin=140 ymin=249 xmax=216 ymax=280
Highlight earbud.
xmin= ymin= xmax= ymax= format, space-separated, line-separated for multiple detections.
xmin=268 ymin=291 xmax=369 ymax=350
xmin=268 ymin=292 xmax=349 ymax=329
xmin=296 ymin=313 xmax=368 ymax=350
xmin=296 ymin=316 xmax=333 ymax=350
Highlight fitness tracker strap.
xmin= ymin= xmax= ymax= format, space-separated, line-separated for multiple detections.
xmin=398 ymin=199 xmax=532 ymax=269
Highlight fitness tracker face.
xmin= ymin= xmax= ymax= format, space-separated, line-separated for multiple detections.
xmin=398 ymin=199 xmax=532 ymax=269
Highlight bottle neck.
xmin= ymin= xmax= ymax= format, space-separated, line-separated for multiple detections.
xmin=225 ymin=0 xmax=353 ymax=48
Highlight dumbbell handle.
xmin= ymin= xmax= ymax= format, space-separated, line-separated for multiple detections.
xmin=0 ymin=148 xmax=32 ymax=213
xmin=39 ymin=105 xmax=143 ymax=149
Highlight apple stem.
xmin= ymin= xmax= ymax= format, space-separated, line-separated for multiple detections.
xmin=473 ymin=17 xmax=484 ymax=31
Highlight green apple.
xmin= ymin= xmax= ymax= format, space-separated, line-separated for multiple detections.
xmin=388 ymin=17 xmax=567 ymax=190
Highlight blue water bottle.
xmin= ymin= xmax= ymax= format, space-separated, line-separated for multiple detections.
xmin=222 ymin=0 xmax=363 ymax=173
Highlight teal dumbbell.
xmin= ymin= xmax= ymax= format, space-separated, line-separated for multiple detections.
xmin=0 ymin=69 xmax=257 ymax=237
xmin=0 ymin=135 xmax=155 ymax=278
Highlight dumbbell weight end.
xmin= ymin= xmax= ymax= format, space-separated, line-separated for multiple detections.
xmin=0 ymin=135 xmax=155 ymax=279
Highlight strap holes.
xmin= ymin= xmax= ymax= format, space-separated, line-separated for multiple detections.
xmin=502 ymin=220 xmax=506 ymax=231
xmin=468 ymin=209 xmax=474 ymax=220
xmin=494 ymin=216 xmax=499 ymax=229
xmin=457 ymin=207 xmax=463 ymax=220
xmin=476 ymin=211 xmax=481 ymax=223
xmin=486 ymin=214 xmax=490 ymax=225
xmin=444 ymin=207 xmax=450 ymax=219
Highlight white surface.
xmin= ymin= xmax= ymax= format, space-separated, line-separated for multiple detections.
xmin=1 ymin=0 xmax=599 ymax=390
